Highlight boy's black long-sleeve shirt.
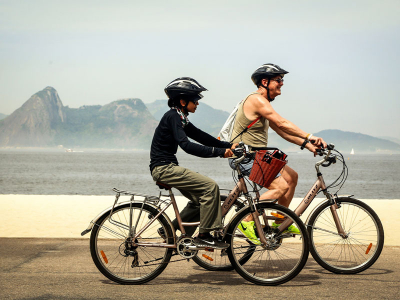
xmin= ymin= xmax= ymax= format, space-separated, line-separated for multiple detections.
xmin=150 ymin=109 xmax=231 ymax=172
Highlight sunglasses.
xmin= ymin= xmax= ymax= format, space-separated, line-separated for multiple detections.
xmin=190 ymin=99 xmax=199 ymax=105
xmin=271 ymin=78 xmax=284 ymax=84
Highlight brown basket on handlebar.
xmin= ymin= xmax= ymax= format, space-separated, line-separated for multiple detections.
xmin=249 ymin=150 xmax=288 ymax=188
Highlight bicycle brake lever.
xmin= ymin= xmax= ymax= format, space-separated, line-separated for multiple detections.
xmin=316 ymin=149 xmax=325 ymax=156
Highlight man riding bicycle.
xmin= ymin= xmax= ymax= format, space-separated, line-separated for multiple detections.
xmin=231 ymin=63 xmax=327 ymax=243
xmin=150 ymin=77 xmax=237 ymax=249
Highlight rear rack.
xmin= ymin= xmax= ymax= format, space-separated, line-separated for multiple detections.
xmin=112 ymin=187 xmax=160 ymax=202
xmin=109 ymin=188 xmax=169 ymax=232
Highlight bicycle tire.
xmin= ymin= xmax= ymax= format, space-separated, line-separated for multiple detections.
xmin=90 ymin=202 xmax=174 ymax=284
xmin=226 ymin=202 xmax=309 ymax=285
xmin=192 ymin=196 xmax=247 ymax=271
xmin=307 ymin=197 xmax=384 ymax=274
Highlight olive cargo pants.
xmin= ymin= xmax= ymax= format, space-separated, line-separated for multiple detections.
xmin=151 ymin=163 xmax=222 ymax=234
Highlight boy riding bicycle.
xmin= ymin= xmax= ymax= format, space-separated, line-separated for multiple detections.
xmin=149 ymin=77 xmax=237 ymax=249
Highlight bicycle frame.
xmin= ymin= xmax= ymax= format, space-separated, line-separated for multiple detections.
xmin=290 ymin=152 xmax=347 ymax=237
xmin=127 ymin=173 xmax=251 ymax=249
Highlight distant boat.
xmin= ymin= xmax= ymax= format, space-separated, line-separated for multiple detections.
xmin=65 ymin=149 xmax=83 ymax=153
xmin=350 ymin=148 xmax=355 ymax=155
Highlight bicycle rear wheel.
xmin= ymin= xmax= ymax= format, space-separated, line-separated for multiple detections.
xmin=226 ymin=202 xmax=309 ymax=285
xmin=90 ymin=202 xmax=174 ymax=284
xmin=307 ymin=197 xmax=384 ymax=274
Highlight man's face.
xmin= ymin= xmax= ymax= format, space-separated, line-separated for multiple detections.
xmin=263 ymin=75 xmax=284 ymax=99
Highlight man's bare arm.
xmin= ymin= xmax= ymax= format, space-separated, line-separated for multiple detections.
xmin=270 ymin=122 xmax=321 ymax=154
xmin=269 ymin=122 xmax=303 ymax=146
xmin=253 ymin=95 xmax=308 ymax=139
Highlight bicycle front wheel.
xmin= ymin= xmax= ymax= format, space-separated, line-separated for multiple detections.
xmin=226 ymin=202 xmax=309 ymax=286
xmin=90 ymin=202 xmax=174 ymax=284
xmin=307 ymin=197 xmax=384 ymax=274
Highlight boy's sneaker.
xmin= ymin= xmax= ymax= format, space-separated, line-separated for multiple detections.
xmin=271 ymin=222 xmax=301 ymax=235
xmin=193 ymin=234 xmax=229 ymax=249
xmin=238 ymin=221 xmax=261 ymax=245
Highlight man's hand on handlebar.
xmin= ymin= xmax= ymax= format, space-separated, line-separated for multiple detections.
xmin=309 ymin=136 xmax=327 ymax=148
xmin=307 ymin=136 xmax=327 ymax=157
xmin=305 ymin=142 xmax=319 ymax=157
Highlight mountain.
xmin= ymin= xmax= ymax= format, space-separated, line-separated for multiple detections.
xmin=0 ymin=113 xmax=8 ymax=120
xmin=2 ymin=88 xmax=399 ymax=153
xmin=0 ymin=87 xmax=65 ymax=146
xmin=378 ymin=136 xmax=400 ymax=145
xmin=146 ymin=99 xmax=229 ymax=137
xmin=268 ymin=129 xmax=400 ymax=153
xmin=0 ymin=87 xmax=157 ymax=149
xmin=315 ymin=129 xmax=400 ymax=153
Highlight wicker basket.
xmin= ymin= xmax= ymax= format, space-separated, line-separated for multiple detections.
xmin=249 ymin=150 xmax=287 ymax=188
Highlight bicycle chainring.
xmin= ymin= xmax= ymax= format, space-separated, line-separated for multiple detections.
xmin=176 ymin=237 xmax=198 ymax=259
xmin=262 ymin=226 xmax=283 ymax=250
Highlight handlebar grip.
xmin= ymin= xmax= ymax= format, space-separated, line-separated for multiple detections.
xmin=232 ymin=148 xmax=244 ymax=157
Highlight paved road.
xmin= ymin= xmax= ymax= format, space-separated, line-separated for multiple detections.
xmin=0 ymin=238 xmax=398 ymax=300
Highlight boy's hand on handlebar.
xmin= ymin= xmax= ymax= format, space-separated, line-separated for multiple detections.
xmin=309 ymin=136 xmax=327 ymax=149
xmin=231 ymin=143 xmax=239 ymax=150
xmin=224 ymin=149 xmax=234 ymax=158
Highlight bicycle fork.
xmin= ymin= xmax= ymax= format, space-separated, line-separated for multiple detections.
xmin=297 ymin=176 xmax=347 ymax=238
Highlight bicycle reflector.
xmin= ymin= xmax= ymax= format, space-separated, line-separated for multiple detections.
xmin=101 ymin=250 xmax=109 ymax=264
xmin=202 ymin=254 xmax=214 ymax=261
xmin=271 ymin=212 xmax=285 ymax=219
xmin=366 ymin=243 xmax=373 ymax=254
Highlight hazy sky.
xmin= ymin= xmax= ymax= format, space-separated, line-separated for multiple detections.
xmin=1 ymin=0 xmax=399 ymax=139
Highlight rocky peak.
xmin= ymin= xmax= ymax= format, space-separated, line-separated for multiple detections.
xmin=0 ymin=87 xmax=66 ymax=146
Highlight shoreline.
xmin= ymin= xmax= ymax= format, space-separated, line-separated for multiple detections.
xmin=1 ymin=194 xmax=398 ymax=246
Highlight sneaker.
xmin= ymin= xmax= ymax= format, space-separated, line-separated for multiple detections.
xmin=193 ymin=234 xmax=229 ymax=249
xmin=271 ymin=222 xmax=301 ymax=235
xmin=157 ymin=227 xmax=166 ymax=241
xmin=238 ymin=221 xmax=261 ymax=245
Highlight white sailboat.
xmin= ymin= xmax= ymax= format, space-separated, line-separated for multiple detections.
xmin=350 ymin=148 xmax=355 ymax=155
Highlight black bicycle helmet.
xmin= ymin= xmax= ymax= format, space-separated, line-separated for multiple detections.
xmin=250 ymin=64 xmax=288 ymax=102
xmin=165 ymin=77 xmax=208 ymax=107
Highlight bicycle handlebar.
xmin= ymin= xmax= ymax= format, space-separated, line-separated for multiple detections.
xmin=233 ymin=142 xmax=339 ymax=170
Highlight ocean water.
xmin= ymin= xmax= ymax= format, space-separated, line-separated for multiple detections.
xmin=0 ymin=149 xmax=399 ymax=199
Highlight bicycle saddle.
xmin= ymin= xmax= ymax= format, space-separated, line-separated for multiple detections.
xmin=156 ymin=181 xmax=172 ymax=190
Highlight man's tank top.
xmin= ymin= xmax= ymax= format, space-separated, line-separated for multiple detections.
xmin=231 ymin=93 xmax=269 ymax=147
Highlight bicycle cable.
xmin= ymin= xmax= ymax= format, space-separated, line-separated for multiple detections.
xmin=324 ymin=149 xmax=348 ymax=195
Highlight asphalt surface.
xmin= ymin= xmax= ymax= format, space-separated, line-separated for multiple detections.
xmin=0 ymin=238 xmax=398 ymax=300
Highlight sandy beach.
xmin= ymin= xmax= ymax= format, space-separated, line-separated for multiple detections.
xmin=1 ymin=194 xmax=398 ymax=245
